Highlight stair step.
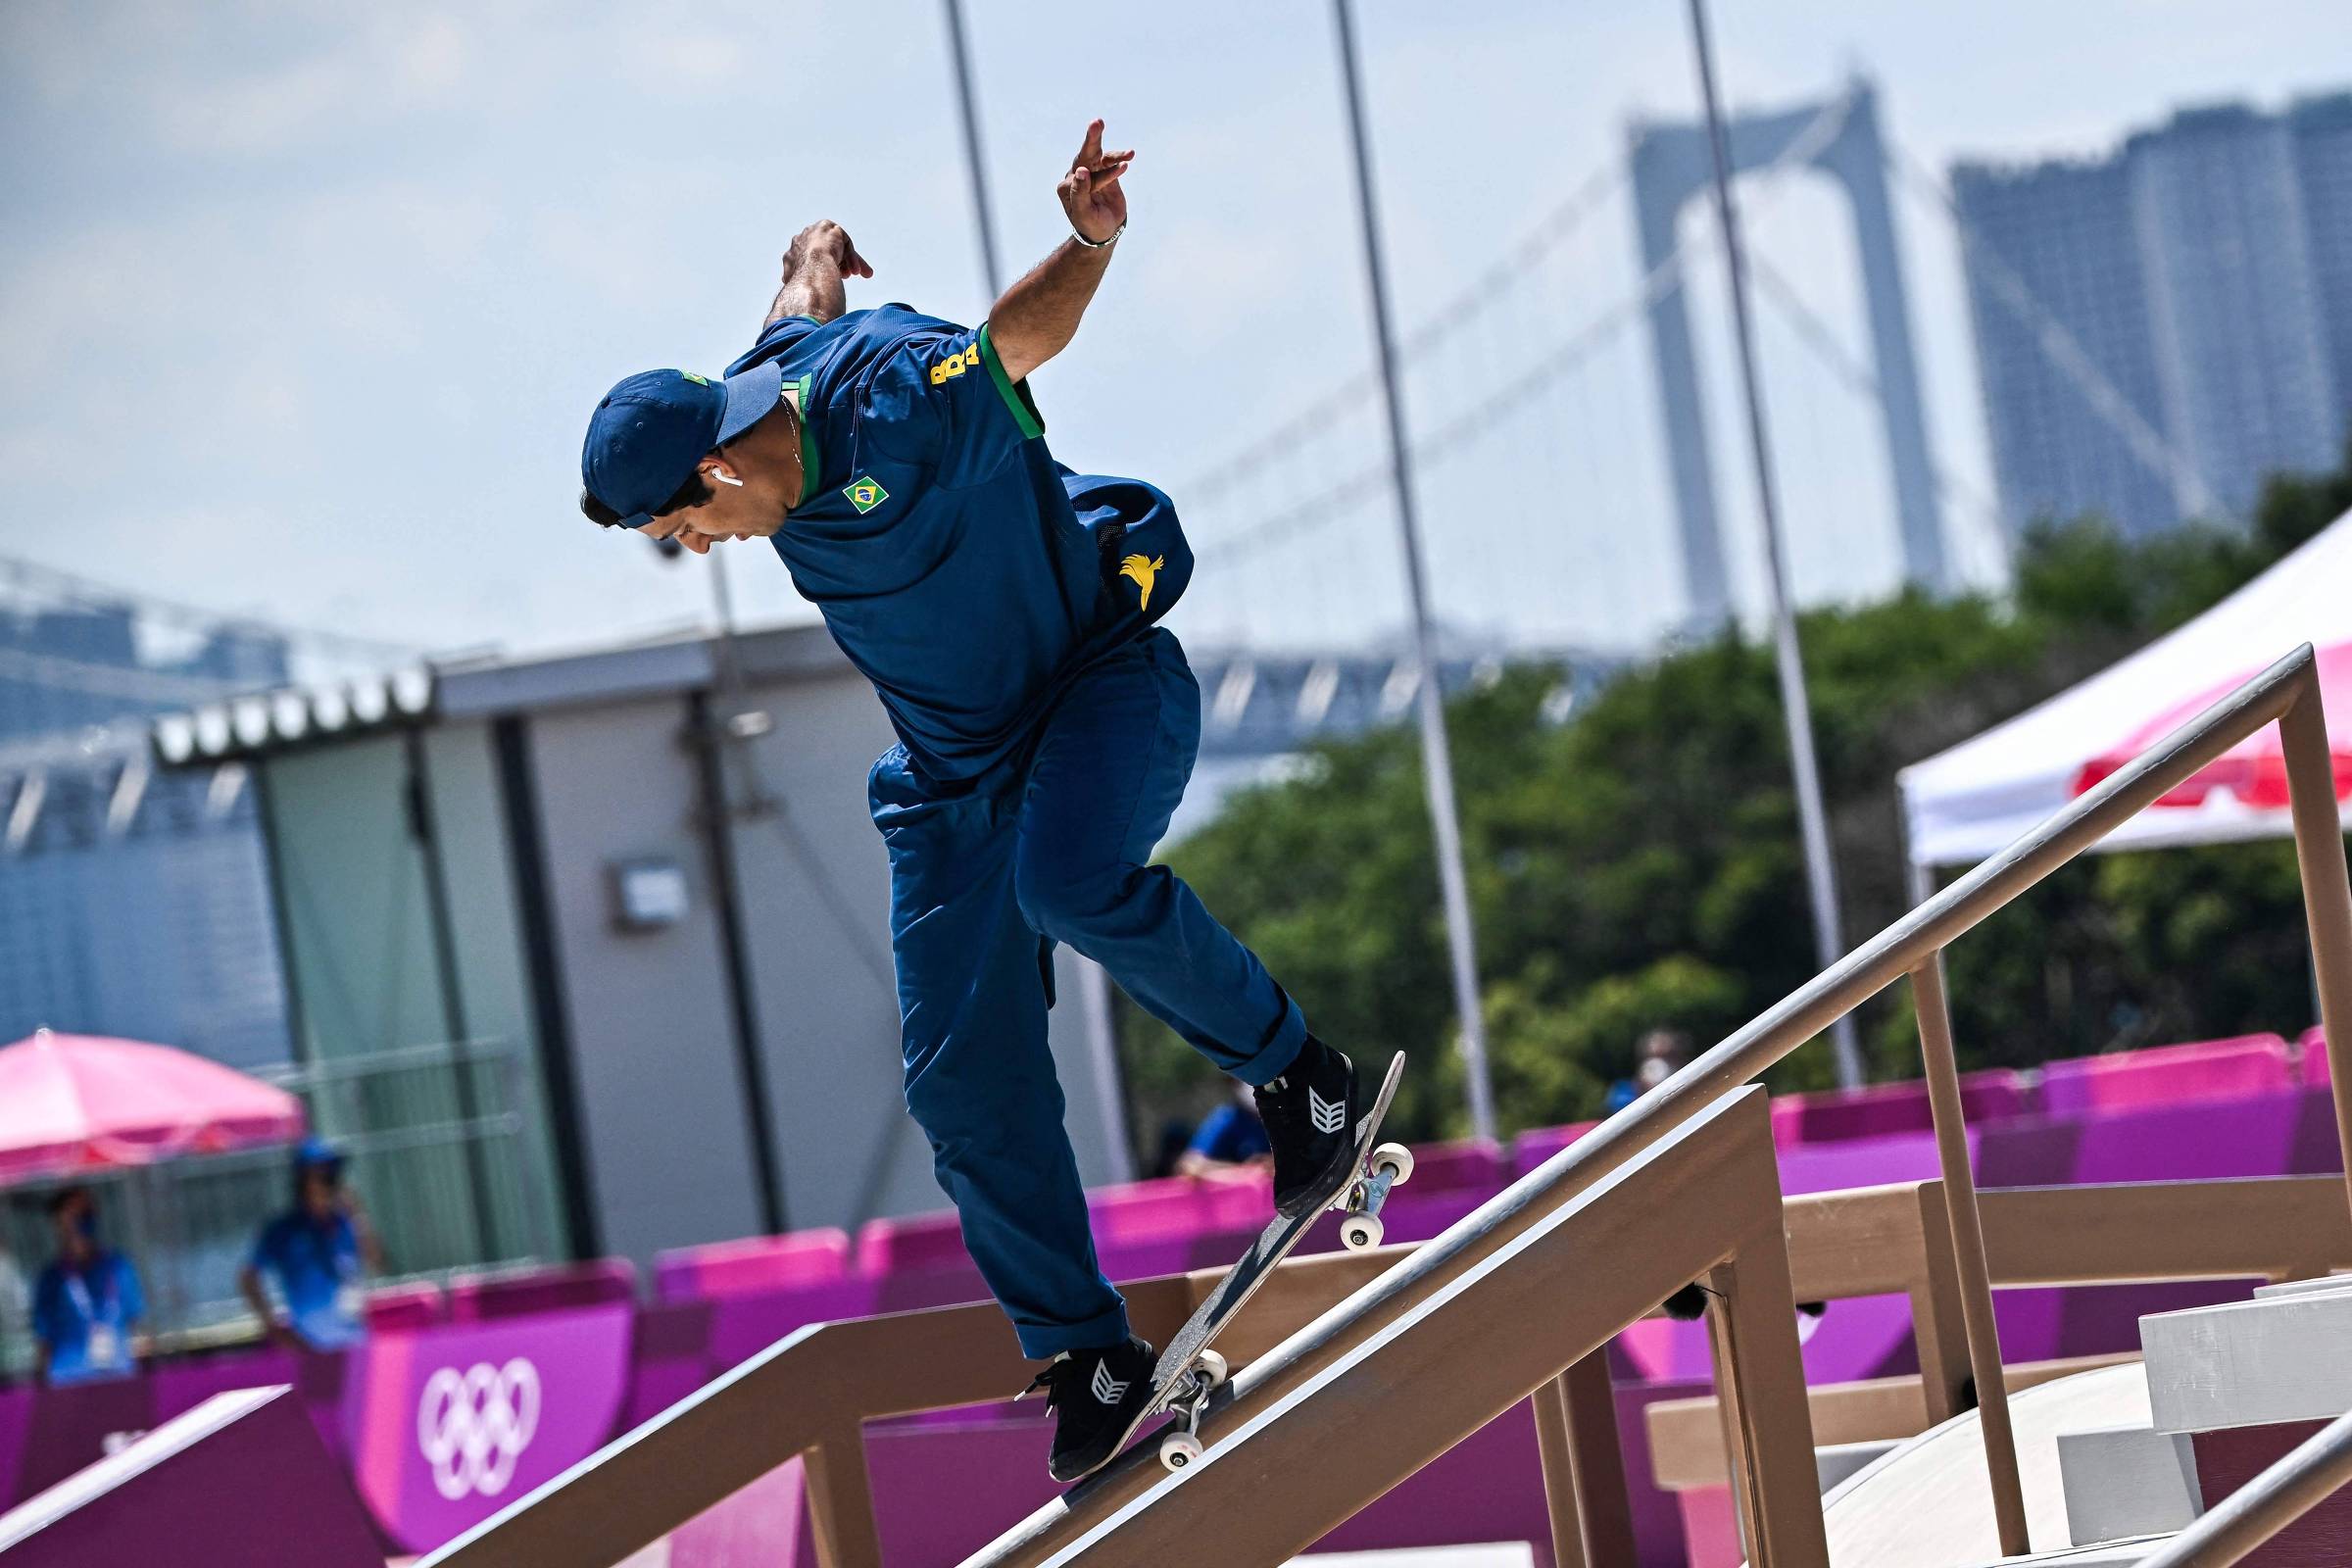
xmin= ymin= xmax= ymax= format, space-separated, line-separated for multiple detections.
xmin=2055 ymin=1424 xmax=2202 ymax=1544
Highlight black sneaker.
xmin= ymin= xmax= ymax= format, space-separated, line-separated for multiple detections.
xmin=1253 ymin=1035 xmax=1360 ymax=1217
xmin=1021 ymin=1335 xmax=1158 ymax=1483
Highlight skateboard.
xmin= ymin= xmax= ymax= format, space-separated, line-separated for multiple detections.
xmin=1122 ymin=1051 xmax=1411 ymax=1477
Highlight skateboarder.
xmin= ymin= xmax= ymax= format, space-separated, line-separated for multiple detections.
xmin=579 ymin=120 xmax=1361 ymax=1481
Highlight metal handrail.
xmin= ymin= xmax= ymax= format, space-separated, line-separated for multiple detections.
xmin=972 ymin=1089 xmax=1829 ymax=1566
xmin=973 ymin=644 xmax=2352 ymax=1563
xmin=419 ymin=644 xmax=2352 ymax=1568
xmin=2136 ymin=1405 xmax=2352 ymax=1567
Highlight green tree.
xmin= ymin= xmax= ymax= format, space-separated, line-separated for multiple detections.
xmin=1119 ymin=453 xmax=2352 ymax=1153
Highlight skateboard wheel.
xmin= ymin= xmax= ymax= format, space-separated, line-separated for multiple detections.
xmin=1341 ymin=1212 xmax=1385 ymax=1250
xmin=1372 ymin=1143 xmax=1413 ymax=1184
xmin=1159 ymin=1430 xmax=1204 ymax=1472
xmin=1195 ymin=1349 xmax=1230 ymax=1390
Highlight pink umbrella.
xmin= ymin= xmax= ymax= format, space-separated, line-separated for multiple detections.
xmin=0 ymin=1028 xmax=307 ymax=1184
xmin=2073 ymin=639 xmax=2352 ymax=809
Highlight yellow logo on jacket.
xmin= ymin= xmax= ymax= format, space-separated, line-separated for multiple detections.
xmin=1119 ymin=553 xmax=1165 ymax=612
xmin=929 ymin=344 xmax=982 ymax=385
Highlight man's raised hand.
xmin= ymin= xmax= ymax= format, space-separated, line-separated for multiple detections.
xmin=1056 ymin=120 xmax=1133 ymax=245
xmin=783 ymin=220 xmax=872 ymax=281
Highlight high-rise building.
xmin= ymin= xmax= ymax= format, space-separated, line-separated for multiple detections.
xmin=0 ymin=603 xmax=293 ymax=1065
xmin=1953 ymin=91 xmax=2352 ymax=540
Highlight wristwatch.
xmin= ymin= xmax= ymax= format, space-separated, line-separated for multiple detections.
xmin=1073 ymin=220 xmax=1126 ymax=251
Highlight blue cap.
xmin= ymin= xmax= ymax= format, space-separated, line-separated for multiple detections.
xmin=293 ymin=1137 xmax=345 ymax=1173
xmin=580 ymin=361 xmax=786 ymax=526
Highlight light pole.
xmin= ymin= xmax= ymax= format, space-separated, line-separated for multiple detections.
xmin=1331 ymin=0 xmax=1498 ymax=1141
xmin=1685 ymin=0 xmax=1865 ymax=1088
xmin=937 ymin=0 xmax=1136 ymax=1177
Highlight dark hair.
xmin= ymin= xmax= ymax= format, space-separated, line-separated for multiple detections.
xmin=579 ymin=464 xmax=716 ymax=529
xmin=45 ymin=1186 xmax=90 ymax=1217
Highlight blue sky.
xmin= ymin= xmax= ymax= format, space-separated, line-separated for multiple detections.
xmin=2 ymin=1 xmax=2342 ymax=672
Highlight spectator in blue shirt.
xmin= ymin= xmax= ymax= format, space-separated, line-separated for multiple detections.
xmin=1177 ymin=1085 xmax=1274 ymax=1179
xmin=31 ymin=1187 xmax=144 ymax=1386
xmin=239 ymin=1140 xmax=380 ymax=1351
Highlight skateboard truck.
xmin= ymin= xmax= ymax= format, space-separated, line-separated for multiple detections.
xmin=1155 ymin=1348 xmax=1227 ymax=1471
xmin=1339 ymin=1142 xmax=1414 ymax=1251
xmin=1153 ymin=1138 xmax=1417 ymax=1473
xmin=1123 ymin=1054 xmax=1412 ymax=1482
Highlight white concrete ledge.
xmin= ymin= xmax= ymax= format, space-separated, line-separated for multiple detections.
xmin=2141 ymin=1290 xmax=2352 ymax=1433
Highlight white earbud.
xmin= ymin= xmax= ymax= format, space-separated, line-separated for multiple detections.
xmin=710 ymin=469 xmax=745 ymax=488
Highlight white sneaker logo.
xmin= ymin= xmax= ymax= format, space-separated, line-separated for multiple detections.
xmin=1309 ymin=1087 xmax=1345 ymax=1136
xmin=1091 ymin=1361 xmax=1130 ymax=1405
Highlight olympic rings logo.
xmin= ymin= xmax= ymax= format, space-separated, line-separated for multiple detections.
xmin=417 ymin=1358 xmax=542 ymax=1500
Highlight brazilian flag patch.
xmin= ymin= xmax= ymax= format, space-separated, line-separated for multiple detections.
xmin=843 ymin=475 xmax=889 ymax=514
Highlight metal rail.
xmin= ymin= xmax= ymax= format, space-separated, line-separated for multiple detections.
xmin=421 ymin=644 xmax=2352 ymax=1566
xmin=2135 ymin=1405 xmax=2352 ymax=1567
xmin=971 ymin=1090 xmax=1825 ymax=1566
xmin=968 ymin=643 xmax=2352 ymax=1562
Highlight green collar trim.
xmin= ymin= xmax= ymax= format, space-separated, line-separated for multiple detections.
xmin=976 ymin=323 xmax=1046 ymax=440
xmin=790 ymin=372 xmax=820 ymax=492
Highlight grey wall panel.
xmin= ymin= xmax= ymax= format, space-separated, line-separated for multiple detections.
xmin=262 ymin=737 xmax=447 ymax=1063
xmin=725 ymin=672 xmax=927 ymax=1229
xmin=523 ymin=698 xmax=765 ymax=1263
xmin=726 ymin=668 xmax=1127 ymax=1231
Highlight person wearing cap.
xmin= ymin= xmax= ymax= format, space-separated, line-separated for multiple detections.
xmin=240 ymin=1139 xmax=380 ymax=1351
xmin=579 ymin=119 xmax=1365 ymax=1482
xmin=30 ymin=1187 xmax=145 ymax=1387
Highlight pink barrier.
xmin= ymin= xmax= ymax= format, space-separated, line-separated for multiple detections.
xmin=1395 ymin=1138 xmax=1506 ymax=1192
xmin=1768 ymin=1069 xmax=2035 ymax=1148
xmin=654 ymin=1229 xmax=852 ymax=1301
xmin=365 ymin=1280 xmax=445 ymax=1331
xmin=2303 ymin=1026 xmax=2333 ymax=1087
xmin=1088 ymin=1173 xmax=1270 ymax=1244
xmin=1509 ymin=1119 xmax=1601 ymax=1178
xmin=855 ymin=1210 xmax=969 ymax=1275
xmin=2038 ymin=1033 xmax=2292 ymax=1115
xmin=346 ymin=1302 xmax=636 ymax=1552
xmin=446 ymin=1257 xmax=639 ymax=1322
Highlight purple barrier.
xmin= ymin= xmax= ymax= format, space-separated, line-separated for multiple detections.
xmin=0 ymin=1387 xmax=381 ymax=1568
xmin=1769 ymin=1069 xmax=2034 ymax=1148
xmin=2070 ymin=1089 xmax=2307 ymax=1182
xmin=446 ymin=1257 xmax=639 ymax=1322
xmin=1509 ymin=1120 xmax=1601 ymax=1178
xmin=654 ymin=1229 xmax=852 ymax=1302
xmin=1 ymin=1375 xmax=155 ymax=1506
xmin=1090 ymin=1174 xmax=1270 ymax=1245
xmin=712 ymin=1383 xmax=1710 ymax=1568
xmin=1975 ymin=1113 xmax=2085 ymax=1189
xmin=344 ymin=1303 xmax=635 ymax=1553
xmin=704 ymin=1277 xmax=885 ymax=1372
xmin=2292 ymin=1086 xmax=2346 ymax=1172
xmin=625 ymin=1299 xmax=717 ymax=1429
xmin=1396 ymin=1138 xmax=1507 ymax=1193
xmin=2039 ymin=1033 xmax=2292 ymax=1115
xmin=367 ymin=1279 xmax=447 ymax=1330
xmin=856 ymin=1210 xmax=969 ymax=1275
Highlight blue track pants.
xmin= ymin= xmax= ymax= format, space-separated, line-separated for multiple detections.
xmin=867 ymin=628 xmax=1307 ymax=1357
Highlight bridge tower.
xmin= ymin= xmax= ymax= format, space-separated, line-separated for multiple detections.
xmin=1631 ymin=79 xmax=1950 ymax=623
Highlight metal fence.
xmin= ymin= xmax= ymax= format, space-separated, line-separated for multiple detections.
xmin=0 ymin=1036 xmax=557 ymax=1373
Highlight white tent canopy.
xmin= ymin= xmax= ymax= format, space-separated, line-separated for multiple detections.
xmin=1901 ymin=507 xmax=2352 ymax=869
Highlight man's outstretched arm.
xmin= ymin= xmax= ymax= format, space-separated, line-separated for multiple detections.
xmin=986 ymin=119 xmax=1133 ymax=383
xmin=764 ymin=220 xmax=872 ymax=329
